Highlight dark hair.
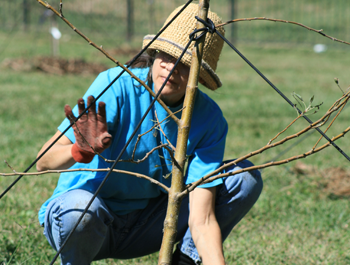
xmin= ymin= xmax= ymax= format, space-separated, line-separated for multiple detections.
xmin=126 ymin=52 xmax=154 ymax=84
xmin=127 ymin=52 xmax=154 ymax=68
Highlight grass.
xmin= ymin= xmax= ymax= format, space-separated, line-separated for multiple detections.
xmin=1 ymin=9 xmax=350 ymax=265
xmin=210 ymin=44 xmax=350 ymax=170
xmin=2 ymin=0 xmax=350 ymax=49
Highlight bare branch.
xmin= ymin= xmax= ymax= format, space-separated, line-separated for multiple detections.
xmin=1 ymin=166 xmax=169 ymax=193
xmin=59 ymin=0 xmax=63 ymax=17
xmin=217 ymin=17 xmax=350 ymax=46
xmin=268 ymin=112 xmax=303 ymax=145
xmin=130 ymin=107 xmax=184 ymax=160
xmin=177 ymin=91 xmax=350 ymax=195
xmin=334 ymin=78 xmax=345 ymax=95
xmin=119 ymin=143 xmax=182 ymax=174
xmin=120 ymin=144 xmax=170 ymax=164
xmin=312 ymin=96 xmax=349 ymax=150
xmin=154 ymin=108 xmax=176 ymax=151
xmin=163 ymin=145 xmax=182 ymax=173
xmin=36 ymin=0 xmax=180 ymax=125
xmin=180 ymin=124 xmax=350 ymax=196
xmin=4 ymin=160 xmax=16 ymax=173
xmin=68 ymin=106 xmax=184 ymax=168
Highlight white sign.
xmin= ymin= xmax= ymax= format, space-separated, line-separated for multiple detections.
xmin=50 ymin=27 xmax=62 ymax=40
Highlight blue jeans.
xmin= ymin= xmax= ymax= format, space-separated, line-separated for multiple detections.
xmin=43 ymin=160 xmax=263 ymax=264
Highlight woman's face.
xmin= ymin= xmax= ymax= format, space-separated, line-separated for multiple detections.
xmin=152 ymin=51 xmax=190 ymax=107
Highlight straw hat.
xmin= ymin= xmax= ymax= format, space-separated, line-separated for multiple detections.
xmin=142 ymin=3 xmax=225 ymax=90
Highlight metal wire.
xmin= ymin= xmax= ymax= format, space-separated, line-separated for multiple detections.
xmin=2 ymin=2 xmax=348 ymax=262
xmin=217 ymin=32 xmax=350 ymax=161
xmin=196 ymin=16 xmax=350 ymax=162
xmin=48 ymin=6 xmax=197 ymax=265
xmin=0 ymin=0 xmax=194 ymax=201
xmin=49 ymin=32 xmax=195 ymax=265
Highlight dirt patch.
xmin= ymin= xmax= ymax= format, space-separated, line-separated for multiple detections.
xmin=292 ymin=162 xmax=350 ymax=197
xmin=322 ymin=167 xmax=350 ymax=197
xmin=1 ymin=56 xmax=109 ymax=75
xmin=109 ymin=46 xmax=141 ymax=58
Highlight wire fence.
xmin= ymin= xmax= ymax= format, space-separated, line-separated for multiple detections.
xmin=1 ymin=0 xmax=350 ymax=54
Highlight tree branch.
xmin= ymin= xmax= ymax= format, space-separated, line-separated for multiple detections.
xmin=177 ymin=91 xmax=350 ymax=196
xmin=120 ymin=144 xmax=170 ymax=164
xmin=130 ymin=107 xmax=184 ymax=160
xmin=154 ymin=108 xmax=176 ymax=151
xmin=312 ymin=97 xmax=349 ymax=150
xmin=181 ymin=124 xmax=350 ymax=196
xmin=36 ymin=0 xmax=180 ymax=125
xmin=268 ymin=112 xmax=303 ymax=145
xmin=1 ymin=166 xmax=169 ymax=193
xmin=217 ymin=17 xmax=350 ymax=46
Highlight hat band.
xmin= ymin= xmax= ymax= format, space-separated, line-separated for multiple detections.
xmin=144 ymin=35 xmax=222 ymax=88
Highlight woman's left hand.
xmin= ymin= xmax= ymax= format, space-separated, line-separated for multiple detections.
xmin=65 ymin=95 xmax=112 ymax=163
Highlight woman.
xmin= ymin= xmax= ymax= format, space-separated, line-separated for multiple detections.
xmin=37 ymin=4 xmax=262 ymax=265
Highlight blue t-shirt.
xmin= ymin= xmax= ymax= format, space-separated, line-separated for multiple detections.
xmin=38 ymin=66 xmax=228 ymax=225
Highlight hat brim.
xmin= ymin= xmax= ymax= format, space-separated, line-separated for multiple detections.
xmin=143 ymin=35 xmax=222 ymax=90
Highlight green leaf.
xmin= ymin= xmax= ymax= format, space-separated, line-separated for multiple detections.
xmin=309 ymin=95 xmax=314 ymax=105
xmin=294 ymin=93 xmax=303 ymax=101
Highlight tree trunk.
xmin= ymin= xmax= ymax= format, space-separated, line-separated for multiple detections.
xmin=157 ymin=1 xmax=210 ymax=264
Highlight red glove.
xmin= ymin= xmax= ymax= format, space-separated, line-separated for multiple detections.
xmin=64 ymin=95 xmax=112 ymax=163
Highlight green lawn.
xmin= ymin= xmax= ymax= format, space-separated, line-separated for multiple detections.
xmin=1 ymin=20 xmax=350 ymax=265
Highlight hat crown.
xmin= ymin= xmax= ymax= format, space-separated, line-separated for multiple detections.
xmin=161 ymin=3 xmax=224 ymax=72
xmin=143 ymin=3 xmax=225 ymax=90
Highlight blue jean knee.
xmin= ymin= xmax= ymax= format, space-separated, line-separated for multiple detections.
xmin=44 ymin=189 xmax=114 ymax=265
xmin=179 ymin=159 xmax=263 ymax=264
xmin=215 ymin=159 xmax=263 ymax=238
xmin=218 ymin=159 xmax=263 ymax=207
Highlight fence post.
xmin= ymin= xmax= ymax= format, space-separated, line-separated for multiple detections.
xmin=230 ymin=0 xmax=236 ymax=43
xmin=148 ymin=0 xmax=155 ymax=34
xmin=127 ymin=0 xmax=134 ymax=42
xmin=23 ymin=0 xmax=30 ymax=30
